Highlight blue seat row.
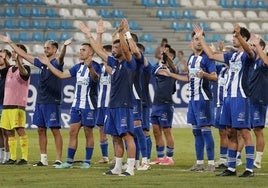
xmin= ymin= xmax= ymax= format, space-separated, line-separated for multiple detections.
xmin=113 ymin=21 xmax=142 ymax=30
xmin=219 ymin=0 xmax=268 ymax=9
xmin=156 ymin=10 xmax=196 ymax=19
xmin=3 ymin=19 xmax=74 ymax=30
xmin=0 ymin=0 xmax=46 ymax=5
xmin=1 ymin=7 xmax=59 ymax=17
xmin=98 ymin=9 xmax=126 ymax=18
xmin=85 ymin=0 xmax=112 ymax=6
xmin=141 ymin=0 xmax=181 ymax=7
xmin=6 ymin=31 xmax=71 ymax=43
xmin=171 ymin=22 xmax=211 ymax=31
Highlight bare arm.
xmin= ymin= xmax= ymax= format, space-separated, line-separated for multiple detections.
xmin=17 ymin=56 xmax=30 ymax=77
xmin=96 ymin=19 xmax=105 ymax=46
xmin=84 ymin=60 xmax=99 ymax=82
xmin=158 ymin=68 xmax=189 ymax=82
xmin=118 ymin=19 xmax=132 ymax=62
xmin=38 ymin=55 xmax=71 ymax=79
xmin=194 ymin=25 xmax=225 ymax=62
xmin=251 ymin=33 xmax=268 ymax=66
xmin=196 ymin=70 xmax=218 ymax=81
xmin=58 ymin=38 xmax=72 ymax=65
xmin=0 ymin=34 xmax=35 ymax=64
xmin=233 ymin=23 xmax=254 ymax=58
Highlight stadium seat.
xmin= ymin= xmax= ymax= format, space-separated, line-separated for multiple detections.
xmin=58 ymin=0 xmax=71 ymax=5
xmin=98 ymin=9 xmax=111 ymax=18
xmin=73 ymin=32 xmax=87 ymax=42
xmin=112 ymin=9 xmax=125 ymax=18
xmin=219 ymin=0 xmax=231 ymax=8
xmin=180 ymin=0 xmax=192 ymax=7
xmin=45 ymin=32 xmax=59 ymax=41
xmin=85 ymin=9 xmax=99 ymax=18
xmin=32 ymin=0 xmax=46 ymax=5
xmin=155 ymin=0 xmax=167 ymax=7
xmin=182 ymin=10 xmax=196 ymax=19
xmin=244 ymin=0 xmax=255 ymax=8
xmin=70 ymin=0 xmax=84 ymax=5
xmin=168 ymin=0 xmax=181 ymax=7
xmin=60 ymin=32 xmax=72 ymax=41
xmin=103 ymin=21 xmax=113 ymax=30
xmin=46 ymin=20 xmax=59 ymax=29
xmin=30 ymin=7 xmax=43 ymax=17
xmin=140 ymin=33 xmax=157 ymax=42
xmin=64 ymin=57 xmax=75 ymax=67
xmin=233 ymin=11 xmax=245 ymax=20
xmin=85 ymin=0 xmax=97 ymax=6
xmin=212 ymin=34 xmax=224 ymax=42
xmin=221 ymin=10 xmax=232 ymax=19
xmin=87 ymin=21 xmax=98 ymax=29
xmin=232 ymin=0 xmax=243 ymax=8
xmin=195 ymin=10 xmax=207 ymax=19
xmin=192 ymin=0 xmax=205 ymax=7
xmin=206 ymin=0 xmax=218 ymax=7
xmin=261 ymin=23 xmax=268 ymax=32
xmin=4 ymin=7 xmax=16 ymax=17
xmin=199 ymin=22 xmax=210 ymax=31
xmin=210 ymin=22 xmax=222 ymax=31
xmin=259 ymin=11 xmax=268 ymax=19
xmin=60 ymin=20 xmax=74 ymax=29
xmin=32 ymin=44 xmax=44 ymax=54
xmin=18 ymin=0 xmax=30 ymax=4
xmin=72 ymin=8 xmax=85 ymax=18
xmin=256 ymin=0 xmax=268 ymax=8
xmin=169 ymin=10 xmax=181 ymax=19
xmin=45 ymin=8 xmax=60 ymax=17
xmin=156 ymin=9 xmax=169 ymax=19
xmin=99 ymin=0 xmax=112 ymax=6
xmin=32 ymin=32 xmax=44 ymax=42
xmin=44 ymin=0 xmax=57 ymax=5
xmin=222 ymin=22 xmax=233 ymax=32
xmin=129 ymin=21 xmax=142 ymax=30
xmin=145 ymin=46 xmax=155 ymax=54
xmin=185 ymin=33 xmax=192 ymax=41
xmin=113 ymin=21 xmax=120 ymax=29
xmin=184 ymin=22 xmax=193 ymax=31
xmin=248 ymin=22 xmax=261 ymax=32
xmin=246 ymin=10 xmax=258 ymax=20
xmin=141 ymin=0 xmax=155 ymax=7
xmin=59 ymin=8 xmax=72 ymax=17
xmin=170 ymin=22 xmax=183 ymax=31
xmin=18 ymin=19 xmax=30 ymax=29
xmin=207 ymin=10 xmax=220 ymax=20
xmin=18 ymin=7 xmax=30 ymax=17
xmin=4 ymin=20 xmax=16 ymax=29
xmin=264 ymin=34 xmax=268 ymax=42
xmin=3 ymin=0 xmax=16 ymax=4
xmin=18 ymin=32 xmax=30 ymax=42
xmin=32 ymin=19 xmax=45 ymax=29
xmin=238 ymin=22 xmax=247 ymax=28
xmin=224 ymin=34 xmax=233 ymax=43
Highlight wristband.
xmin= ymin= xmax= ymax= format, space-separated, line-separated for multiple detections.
xmin=125 ymin=31 xmax=132 ymax=39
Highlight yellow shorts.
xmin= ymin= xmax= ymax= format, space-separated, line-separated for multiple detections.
xmin=0 ymin=108 xmax=26 ymax=130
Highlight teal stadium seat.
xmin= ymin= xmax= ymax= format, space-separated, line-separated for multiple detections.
xmin=4 ymin=7 xmax=16 ymax=17
xmin=18 ymin=32 xmax=30 ymax=42
xmin=140 ymin=33 xmax=157 ymax=42
xmin=45 ymin=32 xmax=59 ymax=41
xmin=60 ymin=32 xmax=71 ymax=42
xmin=141 ymin=0 xmax=155 ymax=7
xmin=112 ymin=9 xmax=125 ymax=18
xmin=60 ymin=20 xmax=74 ymax=29
xmin=145 ymin=46 xmax=155 ymax=54
xmin=18 ymin=20 xmax=30 ymax=29
xmin=232 ymin=0 xmax=243 ymax=8
xmin=32 ymin=20 xmax=45 ymax=29
xmin=155 ymin=0 xmax=168 ymax=7
xmin=99 ymin=0 xmax=112 ymax=6
xmin=32 ymin=0 xmax=46 ymax=5
xmin=45 ymin=8 xmax=60 ymax=17
xmin=18 ymin=7 xmax=31 ymax=17
xmin=156 ymin=9 xmax=169 ymax=19
xmin=30 ymin=7 xmax=43 ymax=17
xmin=85 ymin=0 xmax=97 ymax=6
xmin=244 ymin=0 xmax=256 ymax=8
xmin=256 ymin=0 xmax=268 ymax=8
xmin=168 ymin=0 xmax=181 ymax=7
xmin=4 ymin=20 xmax=16 ymax=29
xmin=18 ymin=0 xmax=30 ymax=4
xmin=98 ymin=9 xmax=111 ymax=18
xmin=129 ymin=21 xmax=142 ymax=30
xmin=32 ymin=32 xmax=44 ymax=42
xmin=171 ymin=22 xmax=183 ymax=31
xmin=169 ymin=10 xmax=181 ymax=19
xmin=46 ymin=20 xmax=59 ymax=29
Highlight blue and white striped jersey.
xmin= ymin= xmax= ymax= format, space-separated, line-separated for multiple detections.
xmin=97 ymin=63 xmax=111 ymax=108
xmin=69 ymin=61 xmax=101 ymax=110
xmin=187 ymin=52 xmax=216 ymax=101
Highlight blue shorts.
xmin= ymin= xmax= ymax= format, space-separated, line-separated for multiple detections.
xmin=32 ymin=104 xmax=61 ymax=129
xmin=104 ymin=107 xmax=134 ymax=136
xmin=69 ymin=107 xmax=95 ymax=128
xmin=133 ymin=99 xmax=142 ymax=121
xmin=250 ymin=103 xmax=267 ymax=128
xmin=187 ymin=100 xmax=214 ymax=127
xmin=214 ymin=106 xmax=226 ymax=129
xmin=95 ymin=107 xmax=108 ymax=127
xmin=142 ymin=106 xmax=151 ymax=131
xmin=220 ymin=97 xmax=250 ymax=129
xmin=150 ymin=104 xmax=174 ymax=128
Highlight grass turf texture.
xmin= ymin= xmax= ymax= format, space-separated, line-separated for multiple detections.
xmin=1 ymin=128 xmax=268 ymax=188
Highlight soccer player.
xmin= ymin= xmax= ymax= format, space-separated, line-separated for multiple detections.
xmin=194 ymin=24 xmax=255 ymax=177
xmin=158 ymin=30 xmax=217 ymax=171
xmin=146 ymin=47 xmax=177 ymax=166
xmin=39 ymin=42 xmax=101 ymax=169
xmin=79 ymin=19 xmax=137 ymax=176
xmin=0 ymin=40 xmax=31 ymax=165
xmin=0 ymin=49 xmax=11 ymax=163
xmin=0 ymin=36 xmax=68 ymax=167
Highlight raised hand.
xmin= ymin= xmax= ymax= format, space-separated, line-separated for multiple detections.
xmin=233 ymin=23 xmax=241 ymax=37
xmin=193 ymin=24 xmax=203 ymax=39
xmin=38 ymin=55 xmax=50 ymax=66
xmin=96 ymin=19 xmax=106 ymax=34
xmin=118 ymin=18 xmax=129 ymax=33
xmin=0 ymin=34 xmax=11 ymax=43
xmin=64 ymin=37 xmax=73 ymax=46
xmin=78 ymin=22 xmax=91 ymax=35
xmin=250 ymin=33 xmax=260 ymax=46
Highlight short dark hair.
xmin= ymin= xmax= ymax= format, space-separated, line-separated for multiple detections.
xmin=113 ymin=39 xmax=120 ymax=44
xmin=178 ymin=50 xmax=184 ymax=55
xmin=162 ymin=38 xmax=168 ymax=43
xmin=0 ymin=49 xmax=11 ymax=59
xmin=103 ymin=44 xmax=112 ymax=52
xmin=131 ymin=33 xmax=138 ymax=43
xmin=169 ymin=48 xmax=176 ymax=60
xmin=136 ymin=43 xmax=145 ymax=52
xmin=233 ymin=27 xmax=250 ymax=41
xmin=81 ymin=43 xmax=92 ymax=48
xmin=16 ymin=44 xmax=27 ymax=53
xmin=259 ymin=38 xmax=266 ymax=50
xmin=46 ymin=40 xmax=58 ymax=49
